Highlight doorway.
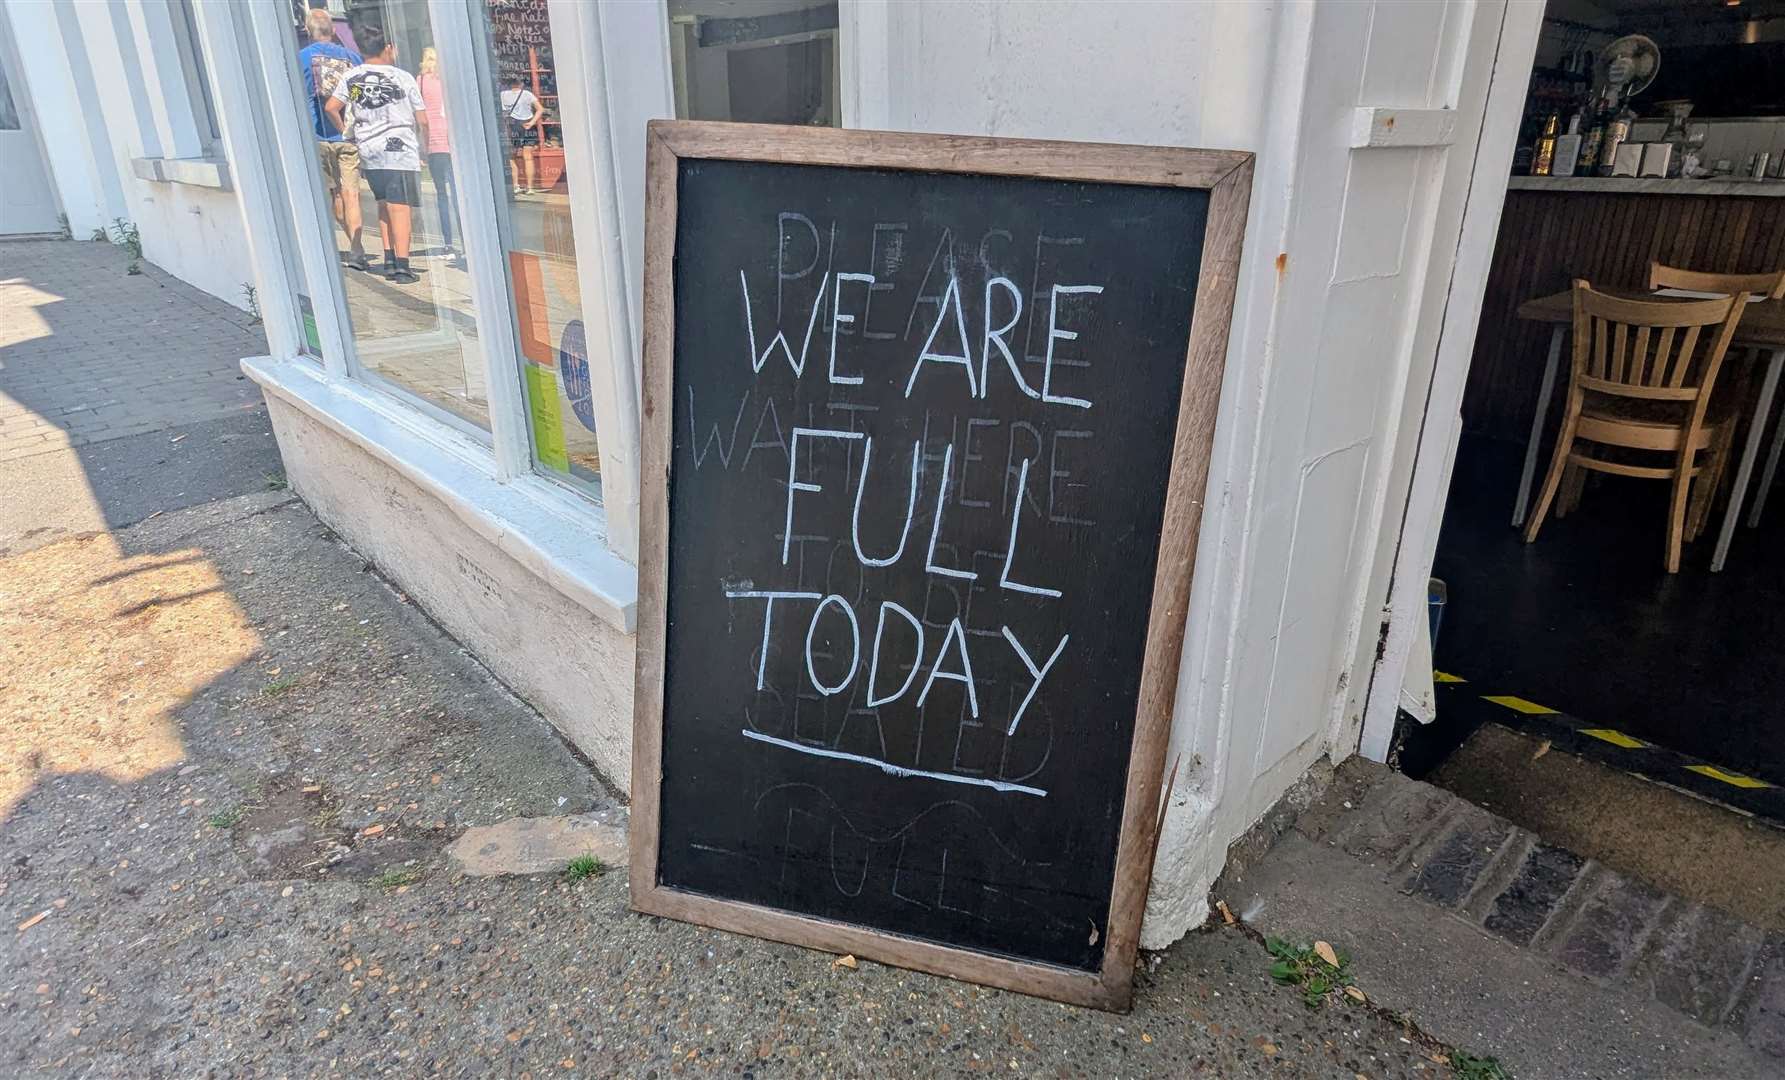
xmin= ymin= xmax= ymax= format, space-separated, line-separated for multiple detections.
xmin=1371 ymin=0 xmax=1785 ymax=922
xmin=0 ymin=12 xmax=62 ymax=237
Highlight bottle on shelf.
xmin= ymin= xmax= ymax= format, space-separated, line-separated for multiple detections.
xmin=1553 ymin=114 xmax=1584 ymax=177
xmin=1596 ymin=104 xmax=1636 ymax=177
xmin=1659 ymin=101 xmax=1693 ymax=178
xmin=1578 ymin=113 xmax=1607 ymax=173
xmin=1533 ymin=112 xmax=1561 ymax=177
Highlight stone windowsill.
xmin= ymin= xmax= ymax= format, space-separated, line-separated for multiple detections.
xmin=241 ymin=355 xmax=638 ymax=633
xmin=131 ymin=155 xmax=232 ymax=191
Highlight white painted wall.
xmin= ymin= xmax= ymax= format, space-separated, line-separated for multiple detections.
xmin=4 ymin=0 xmax=255 ymax=308
xmin=848 ymin=0 xmax=1509 ymax=947
xmin=265 ymin=398 xmax=636 ymax=783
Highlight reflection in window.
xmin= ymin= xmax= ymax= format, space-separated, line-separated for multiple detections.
xmin=477 ymin=0 xmax=601 ymax=492
xmin=287 ymin=0 xmax=488 ymax=433
xmin=666 ymin=0 xmax=841 ymax=126
xmin=0 ymin=37 xmax=20 ymax=130
xmin=170 ymin=0 xmax=221 ymax=146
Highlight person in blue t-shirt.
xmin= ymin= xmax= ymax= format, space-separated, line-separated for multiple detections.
xmin=297 ymin=8 xmax=368 ymax=270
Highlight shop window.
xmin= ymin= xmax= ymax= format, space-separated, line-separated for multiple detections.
xmin=471 ymin=0 xmax=602 ymax=493
xmin=0 ymin=44 xmax=19 ymax=131
xmin=170 ymin=0 xmax=221 ymax=147
xmin=666 ymin=0 xmax=841 ymax=126
xmin=282 ymin=0 xmax=492 ymax=435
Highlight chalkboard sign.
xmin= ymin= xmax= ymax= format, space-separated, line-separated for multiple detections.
xmin=631 ymin=122 xmax=1251 ymax=1010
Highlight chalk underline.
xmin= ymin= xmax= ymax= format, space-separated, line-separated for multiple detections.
xmin=739 ymin=730 xmax=1049 ymax=797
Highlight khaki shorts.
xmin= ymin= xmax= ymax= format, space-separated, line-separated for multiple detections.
xmin=317 ymin=139 xmax=360 ymax=193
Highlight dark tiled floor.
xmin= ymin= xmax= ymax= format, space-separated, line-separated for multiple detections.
xmin=1422 ymin=435 xmax=1785 ymax=786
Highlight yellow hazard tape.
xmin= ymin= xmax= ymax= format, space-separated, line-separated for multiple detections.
xmin=1474 ymin=693 xmax=1775 ymax=794
xmin=1433 ymin=671 xmax=1466 ymax=683
xmin=1685 ymin=764 xmax=1772 ymax=789
xmin=1482 ymin=695 xmax=1556 ymax=715
xmin=1580 ymin=728 xmax=1646 ymax=749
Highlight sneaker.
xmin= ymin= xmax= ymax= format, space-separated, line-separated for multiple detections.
xmin=343 ymin=254 xmax=371 ymax=272
xmin=386 ymin=269 xmax=419 ymax=285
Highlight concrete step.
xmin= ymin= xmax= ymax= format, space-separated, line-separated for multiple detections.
xmin=1217 ymin=758 xmax=1783 ymax=1080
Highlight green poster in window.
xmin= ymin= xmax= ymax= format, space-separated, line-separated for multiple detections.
xmin=298 ymin=294 xmax=321 ymax=354
xmin=524 ymin=362 xmax=570 ymax=473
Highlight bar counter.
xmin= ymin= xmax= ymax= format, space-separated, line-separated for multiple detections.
xmin=1507 ymin=176 xmax=1785 ymax=197
xmin=1466 ymin=178 xmax=1785 ymax=441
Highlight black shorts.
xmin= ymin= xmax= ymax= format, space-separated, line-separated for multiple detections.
xmin=364 ymin=168 xmax=421 ymax=207
xmin=508 ymin=119 xmax=540 ymax=148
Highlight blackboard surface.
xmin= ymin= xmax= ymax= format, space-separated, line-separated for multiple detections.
xmin=655 ymin=155 xmax=1209 ymax=973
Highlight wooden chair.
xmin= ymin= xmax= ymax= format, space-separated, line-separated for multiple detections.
xmin=1645 ymin=263 xmax=1785 ymax=529
xmin=1523 ymin=279 xmax=1749 ymax=573
xmin=1648 ymin=262 xmax=1785 ymax=300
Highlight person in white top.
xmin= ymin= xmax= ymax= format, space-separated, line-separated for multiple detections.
xmin=325 ymin=24 xmax=428 ymax=284
xmin=499 ymin=75 xmax=546 ymax=195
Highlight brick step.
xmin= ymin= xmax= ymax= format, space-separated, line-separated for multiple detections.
xmin=1298 ymin=761 xmax=1784 ymax=1057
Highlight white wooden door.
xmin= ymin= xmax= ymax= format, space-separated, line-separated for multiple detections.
xmin=0 ymin=12 xmax=60 ymax=236
xmin=1351 ymin=2 xmax=1546 ymax=759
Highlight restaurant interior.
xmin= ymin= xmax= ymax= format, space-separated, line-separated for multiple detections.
xmin=1401 ymin=0 xmax=1785 ymax=859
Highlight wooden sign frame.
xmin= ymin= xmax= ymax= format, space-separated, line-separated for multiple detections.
xmin=630 ymin=119 xmax=1253 ymax=1011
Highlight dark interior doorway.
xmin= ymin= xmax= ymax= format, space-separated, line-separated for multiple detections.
xmin=1407 ymin=437 xmax=1785 ymax=805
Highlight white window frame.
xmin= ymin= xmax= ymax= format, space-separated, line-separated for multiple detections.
xmin=190 ymin=0 xmax=303 ymax=358
xmin=121 ymin=0 xmax=218 ymax=160
xmin=197 ymin=0 xmax=877 ymax=621
xmin=838 ymin=0 xmax=887 ymax=130
xmin=540 ymin=0 xmax=646 ymax=558
xmin=167 ymin=0 xmax=222 ymax=149
xmin=213 ymin=0 xmax=642 ymax=629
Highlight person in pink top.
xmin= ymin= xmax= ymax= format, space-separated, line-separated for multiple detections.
xmin=417 ymin=48 xmax=461 ymax=265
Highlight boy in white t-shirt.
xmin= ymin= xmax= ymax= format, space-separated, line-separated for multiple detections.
xmin=325 ymin=24 xmax=428 ymax=284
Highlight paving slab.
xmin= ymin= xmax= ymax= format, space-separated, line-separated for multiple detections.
xmin=1 ymin=239 xmax=277 ymax=559
xmin=0 ymin=239 xmax=265 ymax=465
xmin=447 ymin=810 xmax=629 ymax=877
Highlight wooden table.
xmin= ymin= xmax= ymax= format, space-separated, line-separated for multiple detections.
xmin=1514 ymin=288 xmax=1785 ymax=572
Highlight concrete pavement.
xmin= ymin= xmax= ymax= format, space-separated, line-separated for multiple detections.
xmin=0 ymin=239 xmax=265 ymax=464
xmin=0 ymin=476 xmax=1460 ymax=1079
xmin=0 ymin=239 xmax=279 ymax=557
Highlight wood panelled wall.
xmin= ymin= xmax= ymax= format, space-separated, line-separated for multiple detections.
xmin=1465 ymin=192 xmax=1785 ymax=441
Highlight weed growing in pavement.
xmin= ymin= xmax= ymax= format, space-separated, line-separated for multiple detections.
xmin=108 ymin=218 xmax=142 ymax=275
xmin=264 ymin=471 xmax=289 ymax=491
xmin=1265 ymin=936 xmax=1355 ymax=1008
xmin=207 ymin=806 xmax=244 ymax=829
xmin=1450 ymin=1050 xmax=1511 ymax=1080
xmin=241 ymin=283 xmax=261 ymax=324
xmin=56 ymin=213 xmax=72 ymax=240
xmin=564 ymin=855 xmax=606 ymax=882
xmin=262 ymin=675 xmax=299 ymax=697
xmin=374 ymin=868 xmax=420 ymax=889
xmin=90 ymin=226 xmax=108 ymax=242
